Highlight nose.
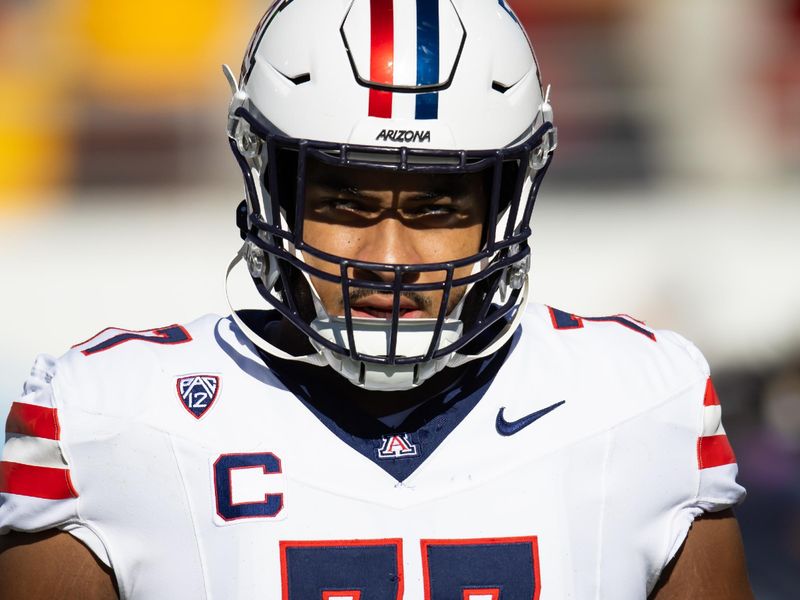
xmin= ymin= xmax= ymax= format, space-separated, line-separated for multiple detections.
xmin=350 ymin=217 xmax=424 ymax=284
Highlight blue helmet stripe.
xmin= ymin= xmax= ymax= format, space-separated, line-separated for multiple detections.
xmin=415 ymin=0 xmax=439 ymax=120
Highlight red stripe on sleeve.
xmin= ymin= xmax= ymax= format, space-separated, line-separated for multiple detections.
xmin=0 ymin=461 xmax=78 ymax=500
xmin=369 ymin=0 xmax=394 ymax=118
xmin=5 ymin=402 xmax=61 ymax=440
xmin=703 ymin=378 xmax=720 ymax=406
xmin=697 ymin=435 xmax=736 ymax=470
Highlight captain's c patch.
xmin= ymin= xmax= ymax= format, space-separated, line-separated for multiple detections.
xmin=177 ymin=375 xmax=220 ymax=419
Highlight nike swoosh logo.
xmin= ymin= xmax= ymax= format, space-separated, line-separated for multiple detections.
xmin=496 ymin=400 xmax=566 ymax=436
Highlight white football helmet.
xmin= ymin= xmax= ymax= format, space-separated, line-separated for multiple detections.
xmin=225 ymin=0 xmax=556 ymax=391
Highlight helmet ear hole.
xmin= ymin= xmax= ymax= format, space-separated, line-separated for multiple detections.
xmin=236 ymin=199 xmax=249 ymax=240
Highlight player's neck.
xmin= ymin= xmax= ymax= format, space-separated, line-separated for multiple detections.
xmin=347 ymin=367 xmax=464 ymax=418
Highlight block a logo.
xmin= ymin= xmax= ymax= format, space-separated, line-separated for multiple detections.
xmin=377 ymin=434 xmax=419 ymax=459
xmin=177 ymin=375 xmax=220 ymax=419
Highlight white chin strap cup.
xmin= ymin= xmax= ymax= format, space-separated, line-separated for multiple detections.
xmin=309 ymin=316 xmax=464 ymax=392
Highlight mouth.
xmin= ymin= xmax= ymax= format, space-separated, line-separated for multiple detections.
xmin=350 ymin=296 xmax=426 ymax=319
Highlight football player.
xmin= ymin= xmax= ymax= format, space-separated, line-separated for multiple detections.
xmin=0 ymin=0 xmax=751 ymax=598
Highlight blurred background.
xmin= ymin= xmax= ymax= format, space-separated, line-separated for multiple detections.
xmin=1 ymin=0 xmax=798 ymax=594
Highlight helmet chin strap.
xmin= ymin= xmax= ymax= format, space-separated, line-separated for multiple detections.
xmin=226 ymin=242 xmax=530 ymax=391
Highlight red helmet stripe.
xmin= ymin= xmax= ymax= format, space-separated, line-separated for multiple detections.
xmin=369 ymin=0 xmax=394 ymax=118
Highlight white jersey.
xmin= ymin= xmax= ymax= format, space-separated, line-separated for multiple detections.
xmin=0 ymin=303 xmax=744 ymax=599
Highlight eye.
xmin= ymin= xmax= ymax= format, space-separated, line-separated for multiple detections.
xmin=403 ymin=195 xmax=468 ymax=220
xmin=317 ymin=197 xmax=370 ymax=213
xmin=409 ymin=204 xmax=457 ymax=217
xmin=310 ymin=197 xmax=381 ymax=224
xmin=327 ymin=198 xmax=360 ymax=211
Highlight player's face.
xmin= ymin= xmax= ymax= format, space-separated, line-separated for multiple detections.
xmin=302 ymin=160 xmax=487 ymax=319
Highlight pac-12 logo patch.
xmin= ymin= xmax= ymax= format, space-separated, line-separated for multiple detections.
xmin=377 ymin=434 xmax=418 ymax=459
xmin=177 ymin=375 xmax=220 ymax=419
